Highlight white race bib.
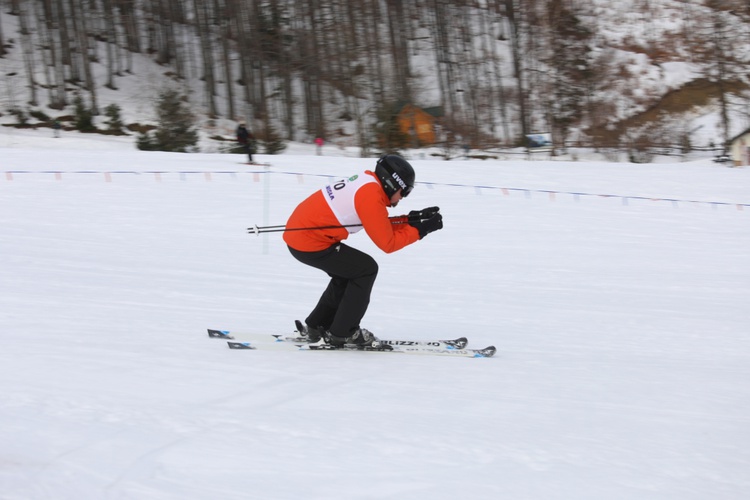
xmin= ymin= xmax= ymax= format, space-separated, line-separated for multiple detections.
xmin=321 ymin=174 xmax=380 ymax=233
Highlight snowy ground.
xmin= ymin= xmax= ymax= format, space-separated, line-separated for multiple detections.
xmin=1 ymin=129 xmax=749 ymax=499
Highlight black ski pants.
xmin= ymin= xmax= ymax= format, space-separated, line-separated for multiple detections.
xmin=288 ymin=243 xmax=378 ymax=338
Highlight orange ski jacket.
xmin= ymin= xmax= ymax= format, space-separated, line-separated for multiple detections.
xmin=284 ymin=170 xmax=419 ymax=253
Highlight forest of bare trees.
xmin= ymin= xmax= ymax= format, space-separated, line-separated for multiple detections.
xmin=2 ymin=0 xmax=750 ymax=154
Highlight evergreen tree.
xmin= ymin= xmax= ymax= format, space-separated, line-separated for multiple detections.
xmin=137 ymin=89 xmax=198 ymax=152
xmin=260 ymin=123 xmax=286 ymax=155
xmin=104 ymin=104 xmax=125 ymax=134
xmin=136 ymin=131 xmax=158 ymax=151
xmin=73 ymin=94 xmax=96 ymax=132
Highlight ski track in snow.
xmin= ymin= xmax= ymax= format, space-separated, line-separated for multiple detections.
xmin=1 ymin=143 xmax=749 ymax=499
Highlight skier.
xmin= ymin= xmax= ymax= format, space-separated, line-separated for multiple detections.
xmin=284 ymin=154 xmax=443 ymax=347
xmin=236 ymin=123 xmax=255 ymax=164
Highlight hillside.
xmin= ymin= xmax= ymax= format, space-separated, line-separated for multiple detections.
xmin=1 ymin=0 xmax=749 ymax=155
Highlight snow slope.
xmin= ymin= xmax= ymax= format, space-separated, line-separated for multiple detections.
xmin=1 ymin=132 xmax=749 ymax=499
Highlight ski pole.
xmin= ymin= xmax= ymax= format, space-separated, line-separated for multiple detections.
xmin=247 ymin=208 xmax=439 ymax=235
xmin=247 ymin=217 xmax=408 ymax=235
xmin=249 ymin=223 xmax=364 ymax=235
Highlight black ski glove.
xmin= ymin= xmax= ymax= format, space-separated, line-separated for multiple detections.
xmin=407 ymin=206 xmax=440 ymax=223
xmin=409 ymin=212 xmax=443 ymax=239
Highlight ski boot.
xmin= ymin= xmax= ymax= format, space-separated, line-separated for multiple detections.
xmin=325 ymin=328 xmax=381 ymax=348
xmin=294 ymin=320 xmax=324 ymax=343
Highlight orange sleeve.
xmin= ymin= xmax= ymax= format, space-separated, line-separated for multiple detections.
xmin=355 ymin=182 xmax=420 ymax=253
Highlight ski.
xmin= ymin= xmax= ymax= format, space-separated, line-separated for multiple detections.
xmin=207 ymin=328 xmax=469 ymax=350
xmin=225 ymin=340 xmax=496 ymax=358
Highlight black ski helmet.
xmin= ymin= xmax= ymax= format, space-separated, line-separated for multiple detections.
xmin=375 ymin=154 xmax=415 ymax=198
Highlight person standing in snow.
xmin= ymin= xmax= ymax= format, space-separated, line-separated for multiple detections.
xmin=284 ymin=154 xmax=443 ymax=346
xmin=236 ymin=123 xmax=255 ymax=164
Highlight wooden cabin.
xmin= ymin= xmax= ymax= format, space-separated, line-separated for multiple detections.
xmin=396 ymin=104 xmax=442 ymax=146
xmin=729 ymin=128 xmax=750 ymax=167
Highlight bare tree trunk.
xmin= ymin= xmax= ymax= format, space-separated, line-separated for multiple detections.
xmin=344 ymin=0 xmax=368 ymax=153
xmin=101 ymin=0 xmax=118 ymax=89
xmin=42 ymin=0 xmax=68 ymax=108
xmin=143 ymin=0 xmax=157 ymax=56
xmin=386 ymin=0 xmax=410 ymax=101
xmin=0 ymin=8 xmax=6 ymax=57
xmin=431 ymin=0 xmax=458 ymax=119
xmin=505 ymin=0 xmax=529 ymax=142
xmin=116 ymin=0 xmax=141 ymax=55
xmin=68 ymin=0 xmax=98 ymax=114
xmin=32 ymin=0 xmax=55 ymax=105
xmin=362 ymin=0 xmax=385 ymax=103
xmin=458 ymin=5 xmax=482 ymax=147
xmin=270 ymin=0 xmax=295 ymax=140
xmin=487 ymin=1 xmax=511 ymax=143
xmin=18 ymin=2 xmax=39 ymax=106
xmin=169 ymin=0 xmax=187 ymax=78
xmin=194 ymin=0 xmax=217 ymax=117
xmin=251 ymin=0 xmax=268 ymax=123
xmin=154 ymin=0 xmax=171 ymax=66
xmin=56 ymin=0 xmax=81 ymax=83
xmin=299 ymin=0 xmax=324 ymax=138
xmin=708 ymin=5 xmax=732 ymax=148
xmin=234 ymin=0 xmax=257 ymax=125
xmin=218 ymin=0 xmax=235 ymax=120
